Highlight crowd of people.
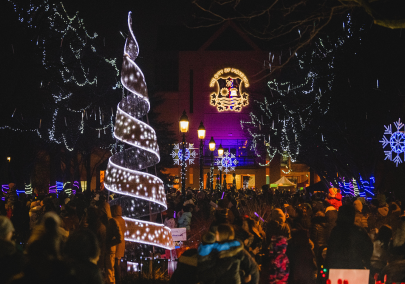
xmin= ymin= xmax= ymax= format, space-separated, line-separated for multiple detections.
xmin=1 ymin=183 xmax=405 ymax=284
xmin=0 ymin=185 xmax=126 ymax=284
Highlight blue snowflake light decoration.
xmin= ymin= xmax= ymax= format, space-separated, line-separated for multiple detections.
xmin=216 ymin=151 xmax=238 ymax=173
xmin=380 ymin=119 xmax=405 ymax=166
xmin=171 ymin=143 xmax=198 ymax=166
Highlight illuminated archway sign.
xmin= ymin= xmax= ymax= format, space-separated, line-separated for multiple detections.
xmin=209 ymin=68 xmax=249 ymax=112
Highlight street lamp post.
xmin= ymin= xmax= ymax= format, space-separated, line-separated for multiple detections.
xmin=179 ymin=110 xmax=189 ymax=198
xmin=218 ymin=144 xmax=224 ymax=191
xmin=197 ymin=122 xmax=206 ymax=191
xmin=208 ymin=137 xmax=216 ymax=193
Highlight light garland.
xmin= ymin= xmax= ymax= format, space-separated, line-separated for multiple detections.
xmin=5 ymin=0 xmax=120 ymax=151
xmin=105 ymin=12 xmax=174 ymax=250
xmin=241 ymin=14 xmax=355 ymax=166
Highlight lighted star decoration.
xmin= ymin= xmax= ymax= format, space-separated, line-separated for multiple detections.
xmin=215 ymin=151 xmax=238 ymax=173
xmin=171 ymin=143 xmax=198 ymax=166
xmin=380 ymin=118 xmax=405 ymax=167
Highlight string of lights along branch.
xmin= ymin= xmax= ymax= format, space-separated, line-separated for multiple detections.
xmin=241 ymin=14 xmax=356 ymax=166
xmin=104 ymin=12 xmax=174 ymax=250
xmin=5 ymin=0 xmax=120 ymax=151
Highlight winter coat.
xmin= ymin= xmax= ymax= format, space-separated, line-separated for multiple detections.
xmin=197 ymin=240 xmax=259 ymax=284
xmin=286 ymin=230 xmax=316 ymax=284
xmin=178 ymin=212 xmax=192 ymax=231
xmin=354 ymin=212 xmax=368 ymax=230
xmin=111 ymin=205 xmax=125 ymax=259
xmin=0 ymin=239 xmax=24 ymax=284
xmin=268 ymin=236 xmax=289 ymax=284
xmin=170 ymin=249 xmax=198 ymax=284
xmin=326 ymin=223 xmax=373 ymax=269
xmin=378 ymin=259 xmax=405 ymax=283
xmin=310 ymin=212 xmax=327 ymax=255
xmin=324 ymin=206 xmax=338 ymax=242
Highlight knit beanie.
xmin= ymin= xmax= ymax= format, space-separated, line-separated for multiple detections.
xmin=0 ymin=216 xmax=14 ymax=239
xmin=329 ymin=188 xmax=338 ymax=198
xmin=353 ymin=200 xmax=363 ymax=213
xmin=272 ymin=208 xmax=286 ymax=223
xmin=378 ymin=206 xmax=389 ymax=217
xmin=202 ymin=232 xmax=216 ymax=244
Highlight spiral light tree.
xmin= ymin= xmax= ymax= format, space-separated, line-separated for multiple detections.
xmin=105 ymin=12 xmax=174 ymax=250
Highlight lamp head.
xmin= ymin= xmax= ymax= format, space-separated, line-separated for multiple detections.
xmin=197 ymin=121 xmax=206 ymax=140
xmin=179 ymin=110 xmax=189 ymax=133
xmin=218 ymin=144 xmax=224 ymax=157
xmin=209 ymin=137 xmax=216 ymax=152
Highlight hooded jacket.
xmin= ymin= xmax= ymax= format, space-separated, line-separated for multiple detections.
xmin=197 ymin=240 xmax=259 ymax=284
xmin=178 ymin=212 xmax=192 ymax=231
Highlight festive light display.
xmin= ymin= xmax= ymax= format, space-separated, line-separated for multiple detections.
xmin=210 ymin=68 xmax=249 ymax=112
xmin=5 ymin=0 xmax=120 ymax=151
xmin=380 ymin=118 xmax=405 ymax=167
xmin=105 ymin=12 xmax=174 ymax=250
xmin=171 ymin=143 xmax=198 ymax=166
xmin=330 ymin=175 xmax=374 ymax=197
xmin=241 ymin=14 xmax=355 ymax=165
xmin=215 ymin=151 xmax=238 ymax=173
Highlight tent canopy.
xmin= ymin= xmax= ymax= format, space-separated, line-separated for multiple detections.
xmin=271 ymin=176 xmax=296 ymax=187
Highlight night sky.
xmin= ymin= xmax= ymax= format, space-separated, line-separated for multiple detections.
xmin=1 ymin=1 xmax=405 ymax=193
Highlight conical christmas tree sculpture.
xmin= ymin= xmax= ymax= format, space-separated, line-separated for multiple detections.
xmin=105 ymin=12 xmax=174 ymax=250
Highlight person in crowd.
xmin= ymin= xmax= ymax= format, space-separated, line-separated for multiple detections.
xmin=164 ymin=209 xmax=177 ymax=228
xmin=326 ymin=205 xmax=373 ymax=270
xmin=170 ymin=248 xmax=198 ymax=284
xmin=178 ymin=204 xmax=193 ymax=231
xmin=63 ymin=229 xmax=103 ymax=284
xmin=99 ymin=199 xmax=122 ymax=284
xmin=111 ymin=205 xmax=126 ymax=284
xmin=287 ymin=229 xmax=316 ymax=284
xmin=387 ymin=201 xmax=402 ymax=231
xmin=198 ymin=224 xmax=259 ymax=284
xmin=324 ymin=202 xmax=338 ymax=242
xmin=0 ymin=216 xmax=23 ymax=284
xmin=11 ymin=212 xmax=75 ymax=284
xmin=209 ymin=207 xmax=229 ymax=233
xmin=325 ymin=188 xmax=342 ymax=211
xmin=353 ymin=199 xmax=368 ymax=230
xmin=370 ymin=225 xmax=392 ymax=276
xmin=310 ymin=203 xmax=327 ymax=256
xmin=266 ymin=208 xmax=291 ymax=242
xmin=268 ymin=236 xmax=289 ymax=284
xmin=86 ymin=206 xmax=107 ymax=276
xmin=183 ymin=193 xmax=195 ymax=206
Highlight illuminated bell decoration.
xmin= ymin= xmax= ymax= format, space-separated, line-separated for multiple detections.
xmin=215 ymin=151 xmax=238 ymax=173
xmin=179 ymin=110 xmax=189 ymax=133
xmin=104 ymin=12 xmax=174 ymax=250
xmin=197 ymin=121 xmax=206 ymax=140
xmin=209 ymin=68 xmax=249 ymax=112
xmin=209 ymin=137 xmax=216 ymax=152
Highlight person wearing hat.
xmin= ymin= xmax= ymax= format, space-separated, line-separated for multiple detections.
xmin=353 ymin=199 xmax=368 ymax=230
xmin=266 ymin=208 xmax=291 ymax=244
xmin=325 ymin=188 xmax=342 ymax=211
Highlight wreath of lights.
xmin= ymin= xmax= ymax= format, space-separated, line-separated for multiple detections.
xmin=215 ymin=151 xmax=238 ymax=173
xmin=104 ymin=12 xmax=173 ymax=250
xmin=171 ymin=143 xmax=198 ymax=166
xmin=380 ymin=118 xmax=405 ymax=167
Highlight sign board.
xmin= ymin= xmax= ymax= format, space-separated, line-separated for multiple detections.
xmin=171 ymin=228 xmax=187 ymax=241
xmin=329 ymin=269 xmax=369 ymax=284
